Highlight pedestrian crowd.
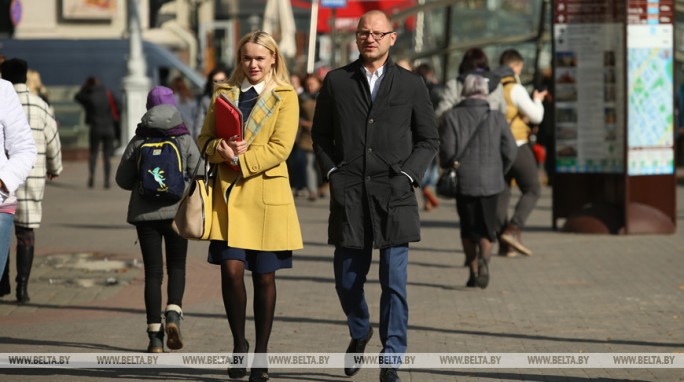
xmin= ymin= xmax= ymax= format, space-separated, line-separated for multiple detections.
xmin=0 ymin=10 xmax=550 ymax=382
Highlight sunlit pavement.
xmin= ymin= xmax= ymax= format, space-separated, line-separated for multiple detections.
xmin=1 ymin=159 xmax=683 ymax=381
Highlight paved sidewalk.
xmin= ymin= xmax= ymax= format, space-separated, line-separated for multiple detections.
xmin=1 ymin=160 xmax=683 ymax=381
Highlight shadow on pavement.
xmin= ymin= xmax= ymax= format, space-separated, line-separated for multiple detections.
xmin=412 ymin=369 xmax=651 ymax=382
xmin=7 ymin=300 xmax=683 ymax=348
xmin=0 ymin=337 xmax=138 ymax=352
xmin=0 ymin=369 xmax=228 ymax=380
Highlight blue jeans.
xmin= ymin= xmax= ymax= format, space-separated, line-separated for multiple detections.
xmin=0 ymin=213 xmax=14 ymax=276
xmin=334 ymin=244 xmax=409 ymax=357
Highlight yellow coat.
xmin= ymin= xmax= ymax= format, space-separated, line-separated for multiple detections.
xmin=198 ymin=83 xmax=303 ymax=251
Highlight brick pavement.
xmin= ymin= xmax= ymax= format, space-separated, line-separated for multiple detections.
xmin=0 ymin=160 xmax=683 ymax=381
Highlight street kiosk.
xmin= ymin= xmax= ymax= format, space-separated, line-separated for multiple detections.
xmin=552 ymin=0 xmax=676 ymax=234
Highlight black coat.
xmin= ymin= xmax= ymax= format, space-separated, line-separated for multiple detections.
xmin=312 ymin=59 xmax=439 ymax=249
xmin=74 ymin=84 xmax=116 ymax=136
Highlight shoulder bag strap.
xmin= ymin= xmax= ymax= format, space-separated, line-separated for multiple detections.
xmin=447 ymin=109 xmax=491 ymax=168
xmin=189 ymin=138 xmax=216 ymax=180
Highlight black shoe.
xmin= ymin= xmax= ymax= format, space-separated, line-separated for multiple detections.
xmin=466 ymin=272 xmax=477 ymax=288
xmin=380 ymin=368 xmax=401 ymax=382
xmin=87 ymin=177 xmax=94 ymax=189
xmin=248 ymin=368 xmax=269 ymax=382
xmin=165 ymin=310 xmax=183 ymax=350
xmin=147 ymin=325 xmax=164 ymax=353
xmin=344 ymin=327 xmax=373 ymax=376
xmin=228 ymin=340 xmax=249 ymax=379
xmin=477 ymin=256 xmax=489 ymax=289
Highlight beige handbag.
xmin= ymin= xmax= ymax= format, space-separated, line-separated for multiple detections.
xmin=172 ymin=140 xmax=215 ymax=240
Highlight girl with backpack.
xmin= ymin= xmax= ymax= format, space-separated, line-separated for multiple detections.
xmin=115 ymin=86 xmax=202 ymax=353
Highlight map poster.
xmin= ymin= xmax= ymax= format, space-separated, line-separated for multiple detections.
xmin=626 ymin=23 xmax=674 ymax=175
xmin=553 ymin=0 xmax=625 ymax=173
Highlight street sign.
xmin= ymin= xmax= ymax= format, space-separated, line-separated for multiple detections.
xmin=321 ymin=0 xmax=347 ymax=8
xmin=10 ymin=0 xmax=22 ymax=27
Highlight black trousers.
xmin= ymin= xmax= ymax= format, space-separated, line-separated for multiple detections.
xmin=88 ymin=131 xmax=115 ymax=183
xmin=135 ymin=220 xmax=188 ymax=324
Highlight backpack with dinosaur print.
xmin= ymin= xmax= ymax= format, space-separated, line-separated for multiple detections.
xmin=138 ymin=136 xmax=185 ymax=202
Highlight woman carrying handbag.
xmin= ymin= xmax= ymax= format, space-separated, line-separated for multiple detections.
xmin=197 ymin=31 xmax=303 ymax=382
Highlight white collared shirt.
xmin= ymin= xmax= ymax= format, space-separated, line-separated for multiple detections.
xmin=362 ymin=65 xmax=385 ymax=102
xmin=238 ymin=79 xmax=265 ymax=105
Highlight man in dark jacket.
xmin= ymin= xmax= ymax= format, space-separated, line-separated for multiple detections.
xmin=74 ymin=76 xmax=117 ymax=189
xmin=312 ymin=10 xmax=438 ymax=382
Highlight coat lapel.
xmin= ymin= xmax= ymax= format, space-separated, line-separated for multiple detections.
xmin=243 ymin=89 xmax=280 ymax=144
xmin=371 ymin=64 xmax=394 ymax=113
xmin=353 ymin=61 xmax=372 ymax=108
xmin=221 ymin=85 xmax=282 ymax=145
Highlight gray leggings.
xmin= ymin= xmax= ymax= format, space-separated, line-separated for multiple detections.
xmin=497 ymin=144 xmax=541 ymax=231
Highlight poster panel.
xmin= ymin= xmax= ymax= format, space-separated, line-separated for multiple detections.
xmin=553 ymin=0 xmax=625 ymax=173
xmin=62 ymin=0 xmax=117 ymax=20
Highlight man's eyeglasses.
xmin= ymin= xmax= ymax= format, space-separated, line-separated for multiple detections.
xmin=355 ymin=30 xmax=394 ymax=41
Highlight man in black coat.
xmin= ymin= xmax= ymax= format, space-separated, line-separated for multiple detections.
xmin=312 ymin=10 xmax=438 ymax=382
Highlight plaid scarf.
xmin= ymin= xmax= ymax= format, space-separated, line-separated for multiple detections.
xmin=225 ymin=86 xmax=281 ymax=145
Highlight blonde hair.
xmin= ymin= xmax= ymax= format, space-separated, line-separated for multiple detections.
xmin=26 ymin=69 xmax=47 ymax=97
xmin=227 ymin=31 xmax=290 ymax=93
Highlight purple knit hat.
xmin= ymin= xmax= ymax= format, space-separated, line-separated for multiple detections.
xmin=146 ymin=86 xmax=177 ymax=110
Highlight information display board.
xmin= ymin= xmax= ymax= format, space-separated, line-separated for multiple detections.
xmin=554 ymin=0 xmax=624 ymax=173
xmin=551 ymin=0 xmax=676 ymax=234
xmin=626 ymin=0 xmax=675 ymax=175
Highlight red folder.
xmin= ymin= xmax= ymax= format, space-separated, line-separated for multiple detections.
xmin=215 ymin=93 xmax=243 ymax=141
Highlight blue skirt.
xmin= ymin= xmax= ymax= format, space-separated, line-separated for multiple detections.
xmin=207 ymin=240 xmax=292 ymax=274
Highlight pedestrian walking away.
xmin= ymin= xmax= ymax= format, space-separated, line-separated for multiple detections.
xmin=115 ymin=86 xmax=202 ymax=353
xmin=0 ymin=77 xmax=37 ymax=281
xmin=312 ymin=10 xmax=439 ymax=382
xmin=494 ymin=49 xmax=547 ymax=257
xmin=74 ymin=76 xmax=119 ymax=189
xmin=0 ymin=58 xmax=63 ymax=304
xmin=438 ymin=74 xmax=517 ymax=288
xmin=197 ymin=30 xmax=303 ymax=382
xmin=434 ymin=47 xmax=507 ymax=123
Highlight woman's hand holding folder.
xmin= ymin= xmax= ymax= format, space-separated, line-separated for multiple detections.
xmin=216 ymin=136 xmax=248 ymax=163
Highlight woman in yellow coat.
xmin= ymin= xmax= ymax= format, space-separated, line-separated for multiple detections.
xmin=198 ymin=31 xmax=302 ymax=382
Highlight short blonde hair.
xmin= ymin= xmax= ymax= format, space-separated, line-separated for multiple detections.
xmin=227 ymin=31 xmax=290 ymax=93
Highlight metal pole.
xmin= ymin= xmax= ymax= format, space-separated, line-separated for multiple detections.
xmin=415 ymin=0 xmax=425 ymax=53
xmin=121 ymin=0 xmax=151 ymax=154
xmin=307 ymin=0 xmax=320 ymax=73
xmin=330 ymin=8 xmax=337 ymax=68
xmin=533 ymin=0 xmax=549 ymax=89
xmin=442 ymin=4 xmax=453 ymax=83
